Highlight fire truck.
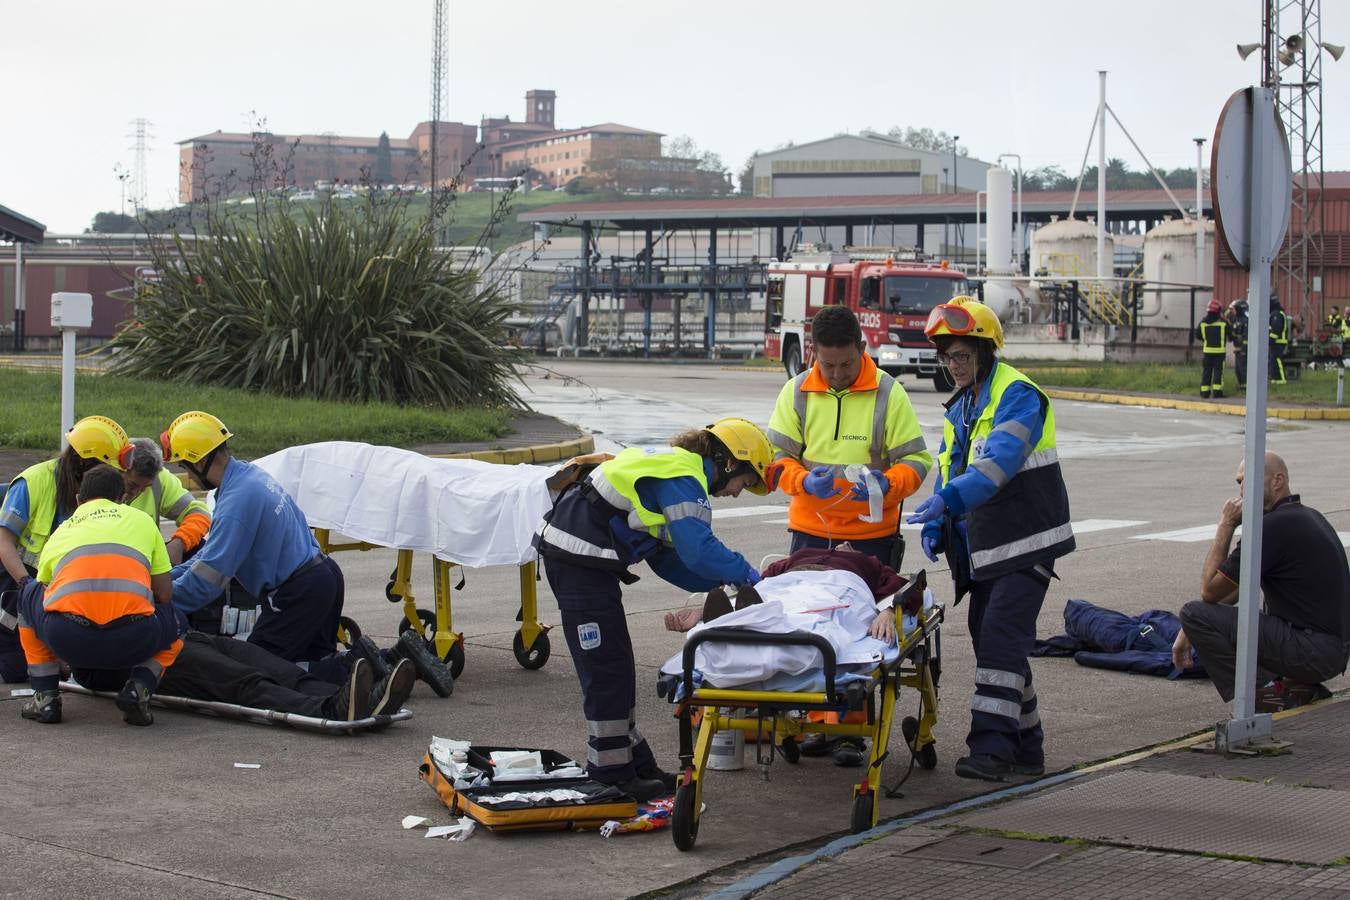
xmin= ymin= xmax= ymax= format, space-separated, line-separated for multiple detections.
xmin=762 ymin=251 xmax=971 ymax=389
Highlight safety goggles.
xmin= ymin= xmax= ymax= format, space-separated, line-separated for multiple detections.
xmin=925 ymin=303 xmax=976 ymax=336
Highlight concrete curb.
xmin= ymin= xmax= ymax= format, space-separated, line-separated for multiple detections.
xmin=1045 ymin=388 xmax=1350 ymax=421
xmin=426 ymin=434 xmax=595 ymax=465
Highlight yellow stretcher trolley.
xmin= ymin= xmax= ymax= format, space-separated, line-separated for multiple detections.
xmin=659 ymin=599 xmax=943 ymax=850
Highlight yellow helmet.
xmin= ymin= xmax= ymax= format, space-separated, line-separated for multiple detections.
xmin=924 ymin=296 xmax=1004 ymax=350
xmin=67 ymin=416 xmax=130 ymax=469
xmin=705 ymin=417 xmax=774 ymax=495
xmin=161 ymin=411 xmax=233 ymax=464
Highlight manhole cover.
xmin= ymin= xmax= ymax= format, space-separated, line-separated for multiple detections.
xmin=902 ymin=833 xmax=1063 ymax=870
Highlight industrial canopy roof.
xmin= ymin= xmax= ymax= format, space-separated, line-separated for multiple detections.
xmin=0 ymin=204 xmax=45 ymax=244
xmin=518 ymin=188 xmax=1212 ymax=230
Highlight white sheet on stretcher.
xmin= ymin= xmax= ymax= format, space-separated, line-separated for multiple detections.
xmin=659 ymin=569 xmax=910 ymax=694
xmin=250 ymin=441 xmax=555 ymax=568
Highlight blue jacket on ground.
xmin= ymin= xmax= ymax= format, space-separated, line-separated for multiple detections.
xmin=170 ymin=458 xmax=320 ymax=613
xmin=1033 ymin=598 xmax=1208 ymax=679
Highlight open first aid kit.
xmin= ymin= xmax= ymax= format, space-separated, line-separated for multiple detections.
xmin=419 ymin=739 xmax=637 ymax=832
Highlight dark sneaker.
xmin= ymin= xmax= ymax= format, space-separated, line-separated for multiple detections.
xmin=612 ymin=776 xmax=670 ymax=803
xmin=369 ymin=658 xmax=416 ymax=717
xmin=1010 ymin=759 xmax=1045 ymax=777
xmin=115 ymin=678 xmax=155 ymax=727
xmin=345 ymin=633 xmax=392 ymax=682
xmin=955 ymin=753 xmax=1012 ymax=782
xmin=20 ymin=690 xmax=62 ymax=724
xmin=832 ymin=738 xmax=867 ymax=768
xmin=392 ymin=630 xmax=454 ymax=698
xmin=636 ymin=766 xmax=679 ymax=794
xmin=799 ymin=733 xmax=839 ymax=757
xmin=326 ymin=657 xmax=374 ymax=721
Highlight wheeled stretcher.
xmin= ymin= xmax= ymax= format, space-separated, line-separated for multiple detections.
xmin=658 ymin=595 xmax=943 ymax=850
xmin=252 ymin=442 xmax=562 ymax=679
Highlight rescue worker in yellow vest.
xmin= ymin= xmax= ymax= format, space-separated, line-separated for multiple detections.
xmin=767 ymin=305 xmax=931 ymax=566
xmin=0 ymin=416 xmax=131 ymax=684
xmin=766 ymin=304 xmax=931 ymax=766
xmin=121 ymin=438 xmax=212 ymax=565
xmin=15 ymin=464 xmax=184 ymax=726
xmin=533 ymin=419 xmax=773 ymax=802
xmin=1196 ymin=298 xmax=1229 ymax=399
xmin=1269 ymin=295 xmax=1291 ymax=384
xmin=1327 ymin=306 xmax=1343 ymax=333
xmin=907 ymin=297 xmax=1076 ymax=783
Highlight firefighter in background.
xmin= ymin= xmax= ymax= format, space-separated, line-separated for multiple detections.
xmin=16 ymin=464 xmax=184 ymax=726
xmin=1196 ymin=299 xmax=1228 ymax=399
xmin=908 ymin=297 xmax=1076 ymax=783
xmin=534 ymin=418 xmax=772 ymax=802
xmin=1327 ymin=305 xmax=1343 ymax=332
xmin=1269 ymin=295 xmax=1291 ymax=384
xmin=0 ymin=416 xmax=131 ymax=683
xmin=1226 ymin=299 xmax=1250 ymax=391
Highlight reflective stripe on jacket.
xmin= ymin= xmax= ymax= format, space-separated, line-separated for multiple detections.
xmin=1198 ymin=317 xmax=1228 ymax=354
xmin=937 ymin=362 xmax=1075 ymax=581
xmin=36 ymin=499 xmax=169 ymax=624
xmin=6 ymin=459 xmax=59 ymax=569
xmin=588 ymin=447 xmax=711 ymax=542
xmin=767 ymin=353 xmax=930 ymax=540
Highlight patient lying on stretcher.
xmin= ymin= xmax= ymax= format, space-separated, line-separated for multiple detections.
xmin=663 ymin=544 xmax=925 ymax=644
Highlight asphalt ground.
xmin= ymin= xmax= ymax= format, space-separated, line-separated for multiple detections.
xmin=3 ymin=358 xmax=1348 ymax=899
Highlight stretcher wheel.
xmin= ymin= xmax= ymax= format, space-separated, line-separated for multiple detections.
xmin=850 ymin=791 xmax=876 ymax=834
xmin=779 ymin=737 xmax=801 ymax=764
xmin=902 ymin=716 xmax=937 ymax=770
xmin=384 ymin=568 xmax=401 ymax=603
xmin=337 ymin=616 xmax=362 ymax=646
xmin=671 ymin=782 xmax=700 ymax=851
xmin=399 ymin=608 xmax=466 ymax=679
xmin=512 ymin=630 xmax=550 ymax=670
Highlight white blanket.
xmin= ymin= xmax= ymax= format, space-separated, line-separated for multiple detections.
xmin=251 ymin=441 xmax=555 ymax=568
xmin=659 ymin=569 xmax=897 ymax=690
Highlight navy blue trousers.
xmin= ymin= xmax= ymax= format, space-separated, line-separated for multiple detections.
xmin=966 ymin=568 xmax=1048 ymax=764
xmin=248 ymin=556 xmax=345 ymax=683
xmin=20 ymin=584 xmax=183 ymax=679
xmin=542 ymin=555 xmax=657 ymax=785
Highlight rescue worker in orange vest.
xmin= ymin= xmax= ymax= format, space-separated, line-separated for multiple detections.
xmin=15 ymin=464 xmax=184 ymax=726
xmin=1 ymin=416 xmax=131 ymax=683
xmin=1196 ymin=298 xmax=1228 ymax=399
xmin=909 ymin=297 xmax=1075 ymax=782
xmin=767 ymin=304 xmax=931 ymax=766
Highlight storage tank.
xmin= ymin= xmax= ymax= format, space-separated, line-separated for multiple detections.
xmin=1139 ymin=217 xmax=1214 ymax=328
xmin=985 ymin=167 xmax=1014 ymax=274
xmin=1029 ymin=218 xmax=1113 ymax=281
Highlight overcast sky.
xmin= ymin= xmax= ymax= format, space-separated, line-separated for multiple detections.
xmin=4 ymin=0 xmax=1347 ymax=233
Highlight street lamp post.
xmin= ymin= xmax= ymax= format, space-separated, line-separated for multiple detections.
xmin=998 ymin=153 xmax=1024 ymax=272
xmin=950 ymin=136 xmax=960 ymax=193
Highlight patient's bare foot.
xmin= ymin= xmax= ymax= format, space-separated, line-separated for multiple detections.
xmin=664 ymin=607 xmax=704 ymax=633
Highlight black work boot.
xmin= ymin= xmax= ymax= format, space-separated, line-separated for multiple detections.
xmin=613 ymin=775 xmax=670 ymax=803
xmin=20 ymin=690 xmax=62 ymax=724
xmin=832 ymin=738 xmax=867 ymax=768
xmin=323 ymin=657 xmax=374 ymax=721
xmin=392 ymin=630 xmax=454 ymax=698
xmin=369 ymin=657 xmax=416 ymax=717
xmin=115 ymin=678 xmax=155 ymax=727
xmin=955 ymin=753 xmax=1012 ymax=782
xmin=345 ymin=633 xmax=392 ymax=681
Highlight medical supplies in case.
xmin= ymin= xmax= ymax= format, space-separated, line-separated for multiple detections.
xmin=419 ymin=741 xmax=637 ymax=832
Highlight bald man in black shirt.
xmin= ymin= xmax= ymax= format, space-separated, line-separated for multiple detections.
xmin=1172 ymin=452 xmax=1350 ymax=709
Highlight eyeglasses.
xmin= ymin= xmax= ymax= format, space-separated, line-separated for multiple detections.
xmin=937 ymin=350 xmax=973 ymax=366
xmin=925 ymin=303 xmax=976 ymax=337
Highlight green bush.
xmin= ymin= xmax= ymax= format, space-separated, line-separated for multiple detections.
xmin=107 ymin=197 xmax=525 ymax=408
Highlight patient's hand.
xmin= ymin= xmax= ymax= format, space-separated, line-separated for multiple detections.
xmin=664 ymin=607 xmax=704 ymax=633
xmin=868 ymin=610 xmax=896 ymax=645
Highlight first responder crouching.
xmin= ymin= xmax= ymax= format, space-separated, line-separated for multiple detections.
xmin=16 ymin=464 xmax=185 ymax=726
xmin=908 ymin=296 xmax=1076 ymax=782
xmin=534 ymin=418 xmax=774 ymax=802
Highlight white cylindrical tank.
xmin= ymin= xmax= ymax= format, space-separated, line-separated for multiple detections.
xmin=985 ymin=167 xmax=1014 ymax=274
xmin=1029 ymin=218 xmax=1113 ymax=281
xmin=1139 ymin=217 xmax=1214 ymax=328
xmin=980 ymin=278 xmax=1025 ymax=322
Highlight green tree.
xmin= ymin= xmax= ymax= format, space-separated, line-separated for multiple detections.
xmin=738 ymin=154 xmax=757 ymax=195
xmin=374 ymin=131 xmax=394 ymax=185
xmin=882 ymin=126 xmax=966 ymax=156
xmin=89 ymin=211 xmax=139 ymax=233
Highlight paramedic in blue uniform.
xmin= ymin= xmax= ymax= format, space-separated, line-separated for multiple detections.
xmin=534 ymin=418 xmax=775 ymax=802
xmin=907 ymin=298 xmax=1076 ymax=783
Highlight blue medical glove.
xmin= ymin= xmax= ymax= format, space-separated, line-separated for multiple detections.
xmin=906 ymin=494 xmax=946 ymax=525
xmin=920 ymin=521 xmax=943 ymax=562
xmin=848 ymin=469 xmax=890 ymax=501
xmin=802 ymin=465 xmax=839 ymax=499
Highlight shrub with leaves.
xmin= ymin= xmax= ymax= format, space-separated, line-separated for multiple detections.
xmin=108 ymin=197 xmax=524 ymax=408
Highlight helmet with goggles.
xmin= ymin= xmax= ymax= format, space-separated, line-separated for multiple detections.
xmin=924 ymin=296 xmax=1004 ymax=350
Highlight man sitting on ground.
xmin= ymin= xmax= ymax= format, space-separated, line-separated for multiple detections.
xmin=1172 ymin=452 xmax=1350 ymax=710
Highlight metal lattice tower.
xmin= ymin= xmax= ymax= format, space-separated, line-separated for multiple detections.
xmin=128 ymin=117 xmax=153 ymax=214
xmin=429 ymin=0 xmax=447 ymax=214
xmin=1261 ymin=0 xmax=1326 ymax=331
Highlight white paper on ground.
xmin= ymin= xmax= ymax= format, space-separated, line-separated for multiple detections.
xmin=401 ymin=816 xmax=430 ymax=830
xmin=425 ymin=819 xmax=475 ymax=841
xmin=233 ymin=763 xmax=262 ymax=769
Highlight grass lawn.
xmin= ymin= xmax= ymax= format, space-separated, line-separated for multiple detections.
xmin=1017 ymin=360 xmax=1348 ymax=405
xmin=0 ymin=369 xmax=512 ymax=455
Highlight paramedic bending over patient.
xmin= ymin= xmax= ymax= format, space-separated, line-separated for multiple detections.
xmin=534 ymin=418 xmax=775 ymax=803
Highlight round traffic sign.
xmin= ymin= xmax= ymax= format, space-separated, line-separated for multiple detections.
xmin=1210 ymin=87 xmax=1293 ymax=271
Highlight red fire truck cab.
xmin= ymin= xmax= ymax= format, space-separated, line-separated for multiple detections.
xmin=762 ymin=253 xmax=971 ymax=390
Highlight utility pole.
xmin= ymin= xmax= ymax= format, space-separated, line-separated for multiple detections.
xmin=114 ymin=163 xmax=131 ymax=217
xmin=429 ymin=0 xmax=447 ymax=233
xmin=1195 ymin=138 xmax=1207 ymax=289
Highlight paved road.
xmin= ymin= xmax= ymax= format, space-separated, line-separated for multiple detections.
xmin=4 ymin=359 xmax=1347 ymax=899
